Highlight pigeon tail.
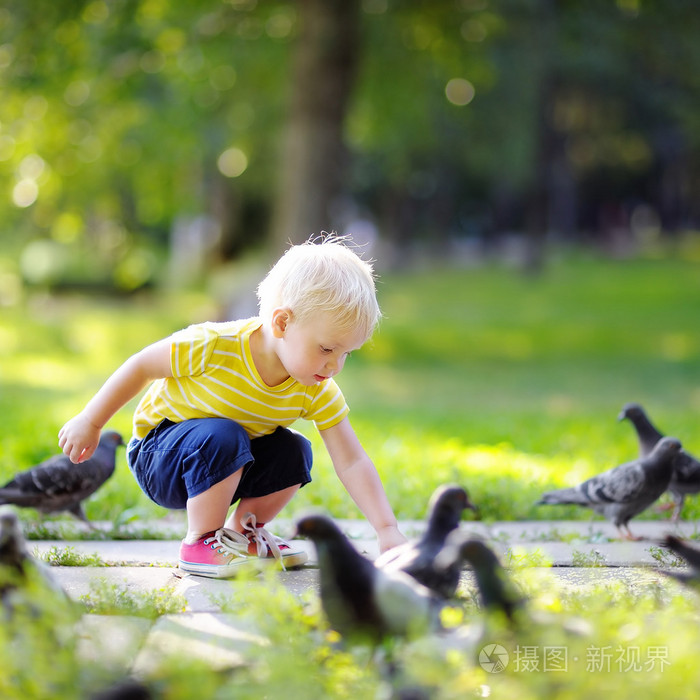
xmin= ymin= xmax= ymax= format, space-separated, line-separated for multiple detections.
xmin=536 ymin=487 xmax=592 ymax=507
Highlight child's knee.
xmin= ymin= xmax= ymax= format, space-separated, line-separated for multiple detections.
xmin=284 ymin=429 xmax=313 ymax=468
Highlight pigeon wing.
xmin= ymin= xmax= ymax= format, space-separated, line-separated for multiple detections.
xmin=8 ymin=456 xmax=110 ymax=499
xmin=581 ymin=462 xmax=649 ymax=504
xmin=373 ymin=568 xmax=441 ymax=637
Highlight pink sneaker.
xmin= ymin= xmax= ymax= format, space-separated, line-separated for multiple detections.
xmin=239 ymin=513 xmax=308 ymax=569
xmin=179 ymin=528 xmax=252 ymax=579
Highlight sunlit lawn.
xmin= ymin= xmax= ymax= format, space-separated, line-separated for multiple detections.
xmin=2 ymin=248 xmax=700 ymax=525
xmin=3 ymin=249 xmax=700 ymax=699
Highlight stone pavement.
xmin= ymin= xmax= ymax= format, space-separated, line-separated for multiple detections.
xmin=30 ymin=518 xmax=699 ymax=677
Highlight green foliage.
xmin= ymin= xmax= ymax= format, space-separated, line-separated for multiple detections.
xmin=2 ymin=1 xmax=700 ymax=289
xmin=0 ymin=562 xmax=81 ymax=699
xmin=571 ymin=549 xmax=607 ymax=567
xmin=80 ymin=579 xmax=186 ymax=618
xmin=39 ymin=545 xmax=106 ymax=567
xmin=1 ymin=562 xmax=700 ymax=698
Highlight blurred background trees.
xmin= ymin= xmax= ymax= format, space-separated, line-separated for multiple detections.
xmin=1 ymin=0 xmax=699 ymax=299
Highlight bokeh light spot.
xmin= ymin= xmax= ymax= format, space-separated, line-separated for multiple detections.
xmin=19 ymin=154 xmax=46 ymax=180
xmin=64 ymin=80 xmax=91 ymax=107
xmin=12 ymin=179 xmax=39 ymax=208
xmin=445 ymin=78 xmax=475 ymax=106
xmin=217 ymin=147 xmax=248 ymax=178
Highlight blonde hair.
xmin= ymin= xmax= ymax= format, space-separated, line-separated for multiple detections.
xmin=257 ymin=235 xmax=381 ymax=342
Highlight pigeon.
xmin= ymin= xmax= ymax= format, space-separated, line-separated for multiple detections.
xmin=433 ymin=532 xmax=524 ymax=622
xmin=294 ymin=513 xmax=443 ymax=644
xmin=618 ymin=402 xmax=700 ymax=520
xmin=374 ymin=483 xmax=477 ymax=598
xmin=0 ymin=430 xmax=124 ymax=524
xmin=536 ymin=436 xmax=683 ymax=540
xmin=90 ymin=678 xmax=153 ymax=700
xmin=660 ymin=534 xmax=700 ymax=589
xmin=0 ymin=506 xmax=69 ymax=613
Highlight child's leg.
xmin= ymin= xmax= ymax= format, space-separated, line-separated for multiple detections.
xmin=224 ymin=427 xmax=313 ymax=532
xmin=187 ymin=470 xmax=243 ymax=540
xmin=225 ymin=483 xmax=300 ymax=532
xmin=127 ymin=417 xmax=254 ymax=538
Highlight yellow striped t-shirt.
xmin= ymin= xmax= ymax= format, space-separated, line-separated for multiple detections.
xmin=132 ymin=318 xmax=350 ymax=440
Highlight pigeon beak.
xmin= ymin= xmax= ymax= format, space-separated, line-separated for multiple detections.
xmin=617 ymin=410 xmax=626 ymax=421
xmin=466 ymin=499 xmax=481 ymax=520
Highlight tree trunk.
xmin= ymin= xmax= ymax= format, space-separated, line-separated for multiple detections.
xmin=268 ymin=0 xmax=360 ymax=255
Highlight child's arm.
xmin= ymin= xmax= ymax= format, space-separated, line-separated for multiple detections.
xmin=320 ymin=417 xmax=406 ymax=554
xmin=58 ymin=338 xmax=173 ymax=464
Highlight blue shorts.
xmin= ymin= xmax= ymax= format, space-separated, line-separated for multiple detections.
xmin=126 ymin=418 xmax=313 ymax=510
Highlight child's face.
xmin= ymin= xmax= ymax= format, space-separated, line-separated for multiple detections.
xmin=276 ymin=312 xmax=366 ymax=386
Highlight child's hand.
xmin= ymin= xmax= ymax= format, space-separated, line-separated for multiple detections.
xmin=377 ymin=524 xmax=407 ymax=554
xmin=58 ymin=414 xmax=102 ymax=464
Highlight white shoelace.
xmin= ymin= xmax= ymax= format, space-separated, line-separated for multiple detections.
xmin=205 ymin=528 xmax=250 ymax=559
xmin=238 ymin=512 xmax=286 ymax=569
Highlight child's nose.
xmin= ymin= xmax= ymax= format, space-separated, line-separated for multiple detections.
xmin=327 ymin=355 xmax=345 ymax=375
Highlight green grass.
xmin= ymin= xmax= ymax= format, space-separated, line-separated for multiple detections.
xmin=2 ymin=249 xmax=700 ymax=698
xmin=2 ymin=250 xmax=700 ymax=524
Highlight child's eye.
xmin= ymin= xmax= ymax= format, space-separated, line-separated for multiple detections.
xmin=321 ymin=347 xmax=332 ymax=354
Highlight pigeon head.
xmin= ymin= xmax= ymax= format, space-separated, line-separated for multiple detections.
xmin=0 ymin=507 xmax=28 ymax=572
xmin=428 ymin=484 xmax=478 ymax=524
xmin=294 ymin=514 xmax=342 ymax=543
xmin=618 ymin=403 xmax=645 ymax=421
xmin=0 ymin=508 xmax=20 ymax=549
xmin=99 ymin=431 xmax=125 ymax=449
xmin=652 ymin=436 xmax=682 ymax=458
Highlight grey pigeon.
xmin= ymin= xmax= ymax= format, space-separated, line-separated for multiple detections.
xmin=294 ymin=513 xmax=443 ymax=643
xmin=660 ymin=534 xmax=700 ymax=589
xmin=0 ymin=431 xmax=124 ymax=524
xmin=619 ymin=402 xmax=700 ymax=520
xmin=375 ymin=484 xmax=477 ymax=598
xmin=536 ymin=436 xmax=682 ymax=540
xmin=433 ymin=533 xmax=524 ymax=622
xmin=0 ymin=506 xmax=68 ymax=611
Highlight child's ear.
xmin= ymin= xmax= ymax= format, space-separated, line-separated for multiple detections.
xmin=271 ymin=308 xmax=291 ymax=337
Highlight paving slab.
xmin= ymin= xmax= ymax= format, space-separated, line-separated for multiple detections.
xmin=31 ymin=539 xmax=180 ymax=566
xmin=75 ymin=615 xmax=154 ymax=675
xmin=131 ymin=612 xmax=268 ymax=675
xmin=37 ymin=518 xmax=697 ymax=574
xmin=53 ymin=566 xmax=179 ymax=602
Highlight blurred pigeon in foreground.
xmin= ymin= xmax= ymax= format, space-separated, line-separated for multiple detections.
xmin=294 ymin=514 xmax=443 ymax=643
xmin=660 ymin=534 xmax=700 ymax=589
xmin=536 ymin=436 xmax=682 ymax=540
xmin=0 ymin=431 xmax=123 ymax=524
xmin=0 ymin=506 xmax=68 ymax=611
xmin=433 ymin=533 xmax=524 ymax=622
xmin=375 ymin=484 xmax=477 ymax=598
xmin=90 ymin=678 xmax=153 ymax=700
xmin=619 ymin=402 xmax=700 ymax=520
